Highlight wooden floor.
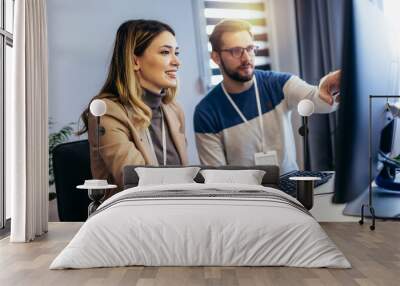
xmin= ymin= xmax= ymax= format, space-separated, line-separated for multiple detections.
xmin=0 ymin=222 xmax=399 ymax=286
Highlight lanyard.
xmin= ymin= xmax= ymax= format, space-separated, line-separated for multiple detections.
xmin=145 ymin=109 xmax=167 ymax=166
xmin=221 ymin=76 xmax=266 ymax=153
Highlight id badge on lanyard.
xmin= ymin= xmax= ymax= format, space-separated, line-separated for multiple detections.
xmin=221 ymin=75 xmax=279 ymax=166
xmin=254 ymin=150 xmax=279 ymax=166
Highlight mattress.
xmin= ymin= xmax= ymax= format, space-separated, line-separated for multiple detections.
xmin=50 ymin=183 xmax=351 ymax=269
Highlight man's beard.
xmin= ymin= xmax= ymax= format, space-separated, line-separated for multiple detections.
xmin=220 ymin=58 xmax=254 ymax=82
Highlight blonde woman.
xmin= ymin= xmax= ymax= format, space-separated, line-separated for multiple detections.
xmin=79 ymin=20 xmax=188 ymax=191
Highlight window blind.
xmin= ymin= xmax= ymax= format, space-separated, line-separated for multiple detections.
xmin=204 ymin=0 xmax=271 ymax=85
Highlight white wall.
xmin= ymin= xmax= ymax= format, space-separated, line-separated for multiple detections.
xmin=47 ymin=0 xmax=204 ymax=164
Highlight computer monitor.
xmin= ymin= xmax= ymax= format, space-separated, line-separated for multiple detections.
xmin=333 ymin=0 xmax=400 ymax=206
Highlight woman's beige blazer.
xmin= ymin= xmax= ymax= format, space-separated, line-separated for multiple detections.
xmin=88 ymin=96 xmax=188 ymax=189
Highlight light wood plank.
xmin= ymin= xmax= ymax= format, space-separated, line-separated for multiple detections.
xmin=0 ymin=222 xmax=399 ymax=286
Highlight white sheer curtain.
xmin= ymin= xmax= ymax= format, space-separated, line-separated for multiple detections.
xmin=7 ymin=0 xmax=49 ymax=242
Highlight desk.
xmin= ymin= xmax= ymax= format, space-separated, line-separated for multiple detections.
xmin=309 ymin=172 xmax=359 ymax=222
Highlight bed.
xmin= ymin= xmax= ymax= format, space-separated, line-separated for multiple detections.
xmin=50 ymin=165 xmax=350 ymax=269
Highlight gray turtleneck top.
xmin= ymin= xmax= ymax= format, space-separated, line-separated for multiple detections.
xmin=142 ymin=89 xmax=182 ymax=165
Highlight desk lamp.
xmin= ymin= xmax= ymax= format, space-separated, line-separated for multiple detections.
xmin=90 ymin=99 xmax=107 ymax=162
xmin=288 ymin=99 xmax=319 ymax=210
xmin=297 ymin=99 xmax=315 ymax=171
xmin=77 ymin=99 xmax=116 ymax=215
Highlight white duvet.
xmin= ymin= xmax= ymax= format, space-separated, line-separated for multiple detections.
xmin=50 ymin=183 xmax=350 ymax=269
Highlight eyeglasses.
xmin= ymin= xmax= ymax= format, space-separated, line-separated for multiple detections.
xmin=219 ymin=45 xmax=259 ymax=58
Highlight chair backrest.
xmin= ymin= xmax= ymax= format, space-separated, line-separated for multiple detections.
xmin=53 ymin=140 xmax=91 ymax=221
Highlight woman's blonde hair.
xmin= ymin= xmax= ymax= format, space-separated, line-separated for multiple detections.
xmin=78 ymin=20 xmax=177 ymax=134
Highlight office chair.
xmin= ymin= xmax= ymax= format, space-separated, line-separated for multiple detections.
xmin=53 ymin=140 xmax=92 ymax=221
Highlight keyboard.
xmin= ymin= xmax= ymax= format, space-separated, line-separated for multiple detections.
xmin=279 ymin=170 xmax=333 ymax=197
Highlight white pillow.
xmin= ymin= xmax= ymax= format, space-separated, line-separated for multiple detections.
xmin=135 ymin=167 xmax=201 ymax=186
xmin=200 ymin=169 xmax=266 ymax=185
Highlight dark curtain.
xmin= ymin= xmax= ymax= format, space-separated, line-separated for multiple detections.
xmin=295 ymin=0 xmax=345 ymax=170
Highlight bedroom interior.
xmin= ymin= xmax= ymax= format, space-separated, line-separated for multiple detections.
xmin=1 ymin=0 xmax=400 ymax=285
